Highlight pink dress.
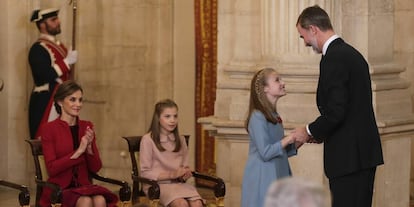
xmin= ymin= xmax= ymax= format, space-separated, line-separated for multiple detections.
xmin=139 ymin=133 xmax=203 ymax=206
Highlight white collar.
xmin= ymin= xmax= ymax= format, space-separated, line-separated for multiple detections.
xmin=40 ymin=33 xmax=58 ymax=43
xmin=322 ymin=34 xmax=339 ymax=55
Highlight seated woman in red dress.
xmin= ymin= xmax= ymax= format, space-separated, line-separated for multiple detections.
xmin=39 ymin=80 xmax=118 ymax=207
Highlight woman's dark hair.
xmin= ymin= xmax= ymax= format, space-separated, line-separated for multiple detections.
xmin=53 ymin=80 xmax=83 ymax=114
xmin=148 ymin=99 xmax=181 ymax=152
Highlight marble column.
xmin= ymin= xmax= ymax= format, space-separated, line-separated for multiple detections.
xmin=199 ymin=0 xmax=412 ymax=206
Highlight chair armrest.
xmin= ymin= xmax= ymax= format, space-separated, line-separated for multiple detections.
xmin=192 ymin=171 xmax=226 ymax=197
xmin=35 ymin=179 xmax=62 ymax=204
xmin=90 ymin=172 xmax=127 ymax=186
xmin=89 ymin=172 xmax=131 ymax=202
xmin=132 ymin=175 xmax=160 ymax=200
xmin=0 ymin=180 xmax=31 ymax=206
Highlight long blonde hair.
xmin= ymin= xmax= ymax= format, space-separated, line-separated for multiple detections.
xmin=245 ymin=68 xmax=280 ymax=131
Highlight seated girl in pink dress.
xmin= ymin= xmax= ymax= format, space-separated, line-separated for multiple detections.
xmin=139 ymin=99 xmax=204 ymax=207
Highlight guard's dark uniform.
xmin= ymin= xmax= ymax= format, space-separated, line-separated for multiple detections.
xmin=29 ymin=8 xmax=70 ymax=139
xmin=28 ymin=34 xmax=70 ymax=139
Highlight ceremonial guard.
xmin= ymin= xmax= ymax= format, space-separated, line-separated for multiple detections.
xmin=28 ymin=8 xmax=77 ymax=139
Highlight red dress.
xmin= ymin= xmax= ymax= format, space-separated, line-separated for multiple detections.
xmin=39 ymin=118 xmax=118 ymax=207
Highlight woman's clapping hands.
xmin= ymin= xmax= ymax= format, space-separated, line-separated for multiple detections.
xmin=70 ymin=126 xmax=94 ymax=159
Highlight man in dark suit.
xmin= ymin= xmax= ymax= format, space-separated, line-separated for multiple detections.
xmin=293 ymin=5 xmax=384 ymax=207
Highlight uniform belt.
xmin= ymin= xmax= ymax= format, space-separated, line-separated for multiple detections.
xmin=33 ymin=83 xmax=49 ymax=92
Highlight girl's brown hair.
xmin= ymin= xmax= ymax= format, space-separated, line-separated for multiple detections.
xmin=148 ymin=99 xmax=181 ymax=152
xmin=245 ymin=68 xmax=280 ymax=131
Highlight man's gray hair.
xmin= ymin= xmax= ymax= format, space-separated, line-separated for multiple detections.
xmin=264 ymin=177 xmax=331 ymax=207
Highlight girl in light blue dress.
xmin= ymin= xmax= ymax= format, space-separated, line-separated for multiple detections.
xmin=241 ymin=68 xmax=298 ymax=207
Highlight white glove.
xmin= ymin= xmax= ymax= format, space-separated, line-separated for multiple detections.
xmin=64 ymin=50 xmax=78 ymax=65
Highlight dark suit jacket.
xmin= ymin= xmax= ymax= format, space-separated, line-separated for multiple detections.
xmin=309 ymin=38 xmax=384 ymax=179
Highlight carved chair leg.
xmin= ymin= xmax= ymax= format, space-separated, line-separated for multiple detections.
xmin=149 ymin=199 xmax=160 ymax=207
xmin=215 ymin=197 xmax=224 ymax=207
xmin=120 ymin=200 xmax=131 ymax=207
xmin=138 ymin=196 xmax=150 ymax=204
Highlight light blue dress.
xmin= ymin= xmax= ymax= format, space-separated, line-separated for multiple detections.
xmin=241 ymin=110 xmax=297 ymax=207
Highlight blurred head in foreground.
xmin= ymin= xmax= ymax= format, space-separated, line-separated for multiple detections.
xmin=265 ymin=177 xmax=331 ymax=207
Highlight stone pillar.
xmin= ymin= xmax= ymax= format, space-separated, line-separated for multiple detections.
xmin=199 ymin=0 xmax=412 ymax=206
